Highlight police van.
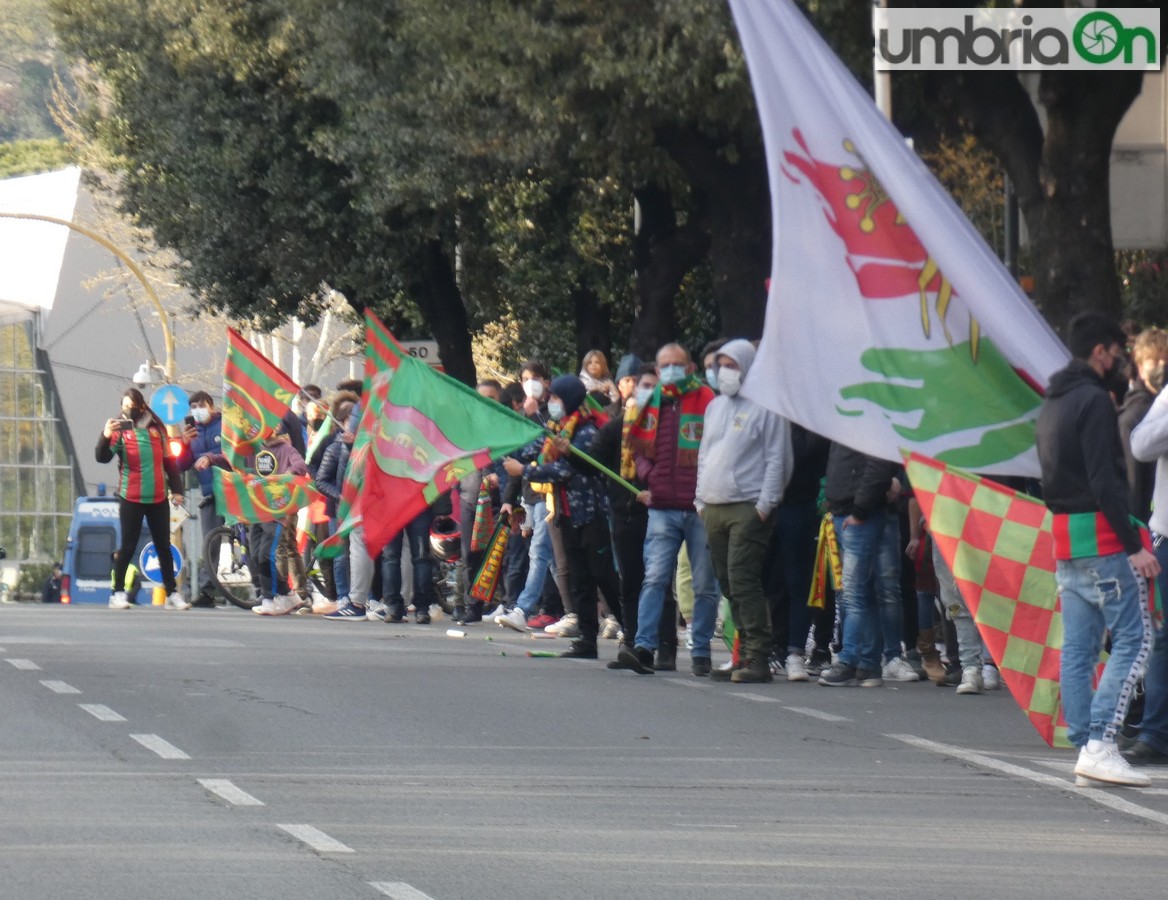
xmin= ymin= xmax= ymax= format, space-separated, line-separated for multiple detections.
xmin=60 ymin=495 xmax=155 ymax=605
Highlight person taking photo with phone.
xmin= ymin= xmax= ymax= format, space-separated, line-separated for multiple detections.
xmin=96 ymin=387 xmax=189 ymax=610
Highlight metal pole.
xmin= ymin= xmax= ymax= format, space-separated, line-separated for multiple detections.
xmin=873 ymin=0 xmax=892 ymax=121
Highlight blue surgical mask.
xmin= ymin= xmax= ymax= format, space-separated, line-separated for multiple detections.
xmin=705 ymin=367 xmax=718 ymax=391
xmin=634 ymin=387 xmax=654 ymax=409
xmin=658 ymin=364 xmax=686 ymax=386
xmin=547 ymin=400 xmax=565 ymax=421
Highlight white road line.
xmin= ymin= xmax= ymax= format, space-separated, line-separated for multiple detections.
xmin=277 ymin=824 xmax=354 ymax=853
xmin=79 ymin=704 xmax=126 ymax=722
xmin=784 ymin=705 xmax=850 ymax=723
xmin=40 ymin=680 xmax=80 ymax=694
xmin=890 ymin=733 xmax=1168 ymax=828
xmin=5 ymin=658 xmax=40 ymax=670
xmin=129 ymin=733 xmax=191 ymax=760
xmin=369 ymin=883 xmax=437 ymax=899
xmin=664 ymin=679 xmax=709 ymax=689
xmin=732 ymin=693 xmax=781 ymax=703
xmin=198 ymin=779 xmax=265 ymax=806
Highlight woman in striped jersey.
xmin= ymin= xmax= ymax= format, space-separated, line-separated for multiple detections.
xmin=96 ymin=388 xmax=189 ymax=610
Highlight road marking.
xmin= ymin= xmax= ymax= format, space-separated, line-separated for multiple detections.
xmin=198 ymin=779 xmax=265 ymax=806
xmin=369 ymin=883 xmax=437 ymax=899
xmin=784 ymin=705 xmax=850 ymax=722
xmin=5 ymin=658 xmax=40 ymax=670
xmin=79 ymin=704 xmax=126 ymax=722
xmin=664 ymin=679 xmax=708 ymax=689
xmin=732 ymin=693 xmax=781 ymax=703
xmin=40 ymin=680 xmax=81 ymax=694
xmin=277 ymin=824 xmax=354 ymax=853
xmin=890 ymin=733 xmax=1168 ymax=827
xmin=672 ymin=823 xmax=739 ymax=829
xmin=129 ymin=733 xmax=191 ymax=760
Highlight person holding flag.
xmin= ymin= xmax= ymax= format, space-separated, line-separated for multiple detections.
xmin=1037 ymin=312 xmax=1157 ymax=787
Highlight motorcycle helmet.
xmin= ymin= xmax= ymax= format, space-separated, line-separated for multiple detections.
xmin=429 ymin=515 xmax=461 ymax=561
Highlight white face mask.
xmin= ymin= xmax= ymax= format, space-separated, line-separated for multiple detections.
xmin=192 ymin=407 xmax=212 ymax=425
xmin=523 ymin=378 xmax=544 ymax=399
xmin=546 ymin=400 xmax=565 ymax=421
xmin=717 ymin=367 xmax=743 ymax=397
xmin=634 ymin=386 xmax=654 ymax=409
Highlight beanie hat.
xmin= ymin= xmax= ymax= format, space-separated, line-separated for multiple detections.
xmin=550 ymin=374 xmax=587 ymax=415
xmin=614 ymin=353 xmax=641 ymax=382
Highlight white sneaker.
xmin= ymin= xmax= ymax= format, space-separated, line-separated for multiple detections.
xmin=365 ymin=600 xmax=388 ymax=622
xmin=599 ymin=615 xmax=621 ymax=640
xmin=269 ymin=595 xmax=301 ymax=616
xmin=164 ymin=592 xmax=191 ymax=611
xmin=1074 ymin=741 xmax=1150 ymax=787
xmin=497 ymin=607 xmax=529 ymax=633
xmin=545 ymin=613 xmax=579 ymax=637
xmin=252 ymin=597 xmax=277 ymax=616
xmin=882 ymin=657 xmax=920 ymax=682
xmin=109 ymin=591 xmax=131 ymax=610
xmin=311 ymin=597 xmax=339 ymax=615
xmin=982 ymin=663 xmax=1002 ymax=690
xmin=956 ymin=665 xmax=984 ymax=695
xmin=785 ymin=652 xmax=809 ymax=682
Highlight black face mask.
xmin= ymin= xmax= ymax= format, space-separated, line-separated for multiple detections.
xmin=1104 ymin=355 xmax=1130 ymax=394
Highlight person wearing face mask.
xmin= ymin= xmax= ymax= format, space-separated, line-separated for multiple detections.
xmin=694 ymin=340 xmax=792 ymax=683
xmin=615 ymin=342 xmax=718 ymax=676
xmin=176 ymin=391 xmax=225 ymax=607
xmin=701 ymin=338 xmax=728 ymax=394
xmin=1036 ymin=311 xmax=1159 ymax=788
xmin=1119 ymin=327 xmax=1168 ymax=526
xmin=97 ymin=387 xmax=188 ymax=610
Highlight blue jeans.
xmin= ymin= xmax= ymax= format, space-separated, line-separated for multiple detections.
xmin=875 ymin=513 xmax=906 ymax=662
xmin=329 ymin=518 xmax=350 ymax=601
xmin=634 ymin=509 xmax=719 ymax=658
xmin=1056 ymin=552 xmax=1152 ymax=747
xmin=833 ymin=512 xmax=885 ymax=672
xmin=1135 ymin=534 xmax=1168 ymax=752
xmin=515 ymin=501 xmax=555 ymax=616
xmin=381 ymin=509 xmax=434 ymax=615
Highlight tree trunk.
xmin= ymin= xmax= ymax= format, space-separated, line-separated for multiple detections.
xmin=629 ymin=183 xmax=710 ymax=360
xmin=572 ymin=285 xmax=611 ymax=366
xmin=412 ymin=239 xmax=477 ymax=386
xmin=941 ymin=69 xmax=1145 ymax=337
xmin=657 ymin=125 xmax=771 ymax=341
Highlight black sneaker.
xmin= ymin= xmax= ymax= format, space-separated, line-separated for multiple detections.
xmin=616 ymin=644 xmax=655 ymax=675
xmin=191 ymin=592 xmax=217 ymax=609
xmin=559 ymin=641 xmax=598 ymax=659
xmin=691 ymin=656 xmax=712 ymax=677
xmin=856 ymin=667 xmax=884 ymax=688
xmin=1122 ymin=741 xmax=1168 ymax=765
xmin=414 ymin=612 xmax=431 ymax=625
xmin=818 ymin=662 xmax=857 ymax=686
xmin=654 ymin=645 xmax=677 ymax=671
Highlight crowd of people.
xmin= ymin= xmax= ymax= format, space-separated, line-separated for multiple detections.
xmin=97 ymin=313 xmax=1168 ymax=788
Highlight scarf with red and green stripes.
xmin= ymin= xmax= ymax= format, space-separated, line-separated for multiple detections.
xmin=628 ymin=374 xmax=713 ymax=467
xmin=111 ymin=425 xmax=170 ymax=503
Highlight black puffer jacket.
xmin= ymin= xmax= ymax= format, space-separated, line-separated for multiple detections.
xmin=1036 ymin=359 xmax=1141 ymax=554
xmin=824 ymin=442 xmax=897 ymax=521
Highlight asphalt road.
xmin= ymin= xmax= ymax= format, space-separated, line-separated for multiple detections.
xmin=3 ymin=603 xmax=1168 ymax=900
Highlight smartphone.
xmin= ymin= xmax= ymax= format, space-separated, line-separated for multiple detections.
xmin=116 ymin=418 xmax=133 ymax=430
xmin=184 ymin=415 xmax=197 ymax=428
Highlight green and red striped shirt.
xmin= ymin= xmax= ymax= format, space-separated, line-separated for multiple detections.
xmin=109 ymin=426 xmax=172 ymax=503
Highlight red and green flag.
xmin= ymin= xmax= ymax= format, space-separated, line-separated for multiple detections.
xmin=221 ymin=329 xmax=300 ymax=470
xmin=356 ymin=356 xmax=543 ymax=558
xmin=212 ymin=469 xmax=324 ymax=524
xmin=905 ymin=451 xmax=1074 ymax=747
xmin=363 ymin=309 xmax=408 ymax=396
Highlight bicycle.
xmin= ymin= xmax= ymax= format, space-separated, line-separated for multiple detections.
xmin=204 ymin=522 xmax=332 ymax=611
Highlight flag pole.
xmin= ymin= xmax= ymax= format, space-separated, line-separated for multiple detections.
xmin=561 ymin=442 xmax=641 ymax=497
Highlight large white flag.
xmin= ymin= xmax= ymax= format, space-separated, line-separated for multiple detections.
xmin=730 ymin=0 xmax=1068 ymax=476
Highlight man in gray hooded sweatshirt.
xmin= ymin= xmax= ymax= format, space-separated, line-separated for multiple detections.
xmin=695 ymin=339 xmax=792 ymax=683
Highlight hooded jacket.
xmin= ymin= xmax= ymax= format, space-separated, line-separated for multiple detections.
xmin=1131 ymin=388 xmax=1168 ymax=536
xmin=1036 ymin=359 xmax=1141 ymax=554
xmin=695 ymin=339 xmax=792 ymax=516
